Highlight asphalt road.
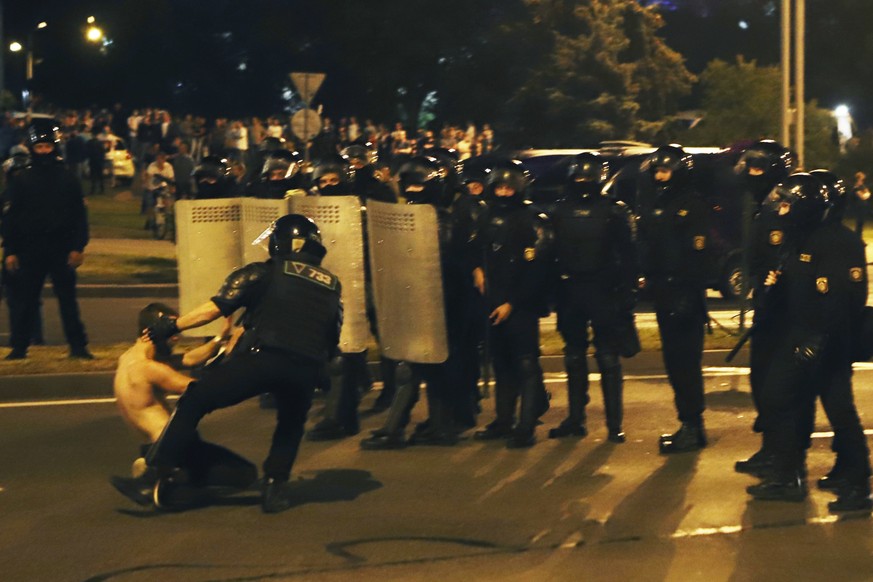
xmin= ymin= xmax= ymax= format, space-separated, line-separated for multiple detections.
xmin=3 ymin=368 xmax=873 ymax=581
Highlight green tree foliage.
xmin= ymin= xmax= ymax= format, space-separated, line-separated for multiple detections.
xmin=683 ymin=57 xmax=839 ymax=168
xmin=501 ymin=0 xmax=694 ymax=147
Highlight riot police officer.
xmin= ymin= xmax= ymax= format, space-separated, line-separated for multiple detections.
xmin=111 ymin=214 xmax=343 ymax=513
xmin=360 ymin=155 xmax=468 ymax=449
xmin=548 ymin=152 xmax=639 ymax=443
xmin=470 ymin=160 xmax=553 ymax=448
xmin=2 ymin=121 xmax=91 ymax=360
xmin=636 ymin=145 xmax=710 ymax=453
xmin=734 ymin=141 xmax=795 ymax=475
xmin=192 ymin=155 xmax=231 ymax=199
xmin=746 ymin=174 xmax=870 ymax=512
xmin=247 ymin=150 xmax=305 ymax=199
xmin=342 ymin=144 xmax=397 ymax=203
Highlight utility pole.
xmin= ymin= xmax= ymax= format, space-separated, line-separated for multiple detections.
xmin=0 ymin=0 xmax=5 ymax=107
xmin=781 ymin=0 xmax=806 ymax=169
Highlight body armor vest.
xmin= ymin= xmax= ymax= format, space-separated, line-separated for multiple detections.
xmin=554 ymin=200 xmax=612 ymax=275
xmin=250 ymin=259 xmax=341 ymax=363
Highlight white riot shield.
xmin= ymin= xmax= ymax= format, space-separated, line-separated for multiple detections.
xmin=175 ymin=198 xmax=244 ymax=337
xmin=241 ymin=197 xmax=291 ymax=264
xmin=291 ymin=196 xmax=369 ymax=353
xmin=367 ymin=200 xmax=448 ymax=363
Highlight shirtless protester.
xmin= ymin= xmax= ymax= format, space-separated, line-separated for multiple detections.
xmin=114 ymin=303 xmax=256 ymax=492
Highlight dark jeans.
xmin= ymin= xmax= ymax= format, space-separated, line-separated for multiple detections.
xmin=4 ymin=251 xmax=87 ymax=351
xmin=150 ymin=349 xmax=320 ymax=481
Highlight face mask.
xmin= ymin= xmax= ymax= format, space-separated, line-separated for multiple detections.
xmin=318 ymin=184 xmax=347 ymax=197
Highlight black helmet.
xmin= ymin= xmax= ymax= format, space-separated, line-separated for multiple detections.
xmin=762 ymin=172 xmax=830 ymax=229
xmin=27 ymin=118 xmax=63 ymax=163
xmin=193 ymin=155 xmax=230 ymax=182
xmin=260 ymin=136 xmax=286 ymax=153
xmin=735 ymin=140 xmax=795 ymax=201
xmin=312 ymin=158 xmax=351 ymax=196
xmin=459 ymin=157 xmax=489 ymax=186
xmin=138 ymin=302 xmax=179 ymax=356
xmin=3 ymin=153 xmax=30 ymax=179
xmin=341 ymin=144 xmax=377 ymax=168
xmin=486 ymin=159 xmax=529 ymax=203
xmin=566 ymin=152 xmax=610 ymax=198
xmin=261 ymin=154 xmax=300 ymax=180
xmin=264 ymin=214 xmax=326 ymax=261
xmin=810 ymin=169 xmax=847 ymax=221
xmin=398 ymin=156 xmax=444 ymax=205
xmin=640 ymin=145 xmax=693 ymax=186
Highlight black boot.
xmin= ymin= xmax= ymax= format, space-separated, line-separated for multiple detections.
xmin=747 ymin=472 xmax=807 ymax=502
xmin=69 ymin=346 xmax=95 ymax=360
xmin=659 ymin=422 xmax=707 ymax=454
xmin=262 ymin=477 xmax=293 ymax=514
xmin=408 ymin=397 xmax=458 ymax=447
xmin=599 ymin=356 xmax=625 ymax=444
xmin=360 ymin=363 xmax=418 ymax=450
xmin=370 ymin=357 xmax=398 ymax=413
xmin=509 ymin=357 xmax=545 ymax=449
xmin=735 ymin=434 xmax=776 ymax=477
xmin=474 ymin=420 xmax=514 ymax=441
xmin=308 ymin=356 xmax=358 ymax=441
xmin=828 ymin=485 xmax=873 ymax=513
xmin=5 ymin=348 xmax=27 ymax=360
xmin=549 ymin=348 xmax=588 ymax=439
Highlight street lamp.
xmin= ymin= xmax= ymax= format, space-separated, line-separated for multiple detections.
xmin=86 ymin=26 xmax=104 ymax=43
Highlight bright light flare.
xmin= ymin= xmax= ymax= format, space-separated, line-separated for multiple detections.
xmin=9 ymin=41 xmax=23 ymax=52
xmin=86 ymin=26 xmax=104 ymax=43
xmin=37 ymin=22 xmax=48 ymax=29
xmin=87 ymin=16 xmax=96 ymax=24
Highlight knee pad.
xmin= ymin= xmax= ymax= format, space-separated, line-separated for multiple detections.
xmin=595 ymin=351 xmax=621 ymax=374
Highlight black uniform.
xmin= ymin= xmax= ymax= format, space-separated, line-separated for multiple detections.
xmin=1 ymin=157 xmax=90 ymax=358
xmin=471 ymin=180 xmax=553 ymax=448
xmin=637 ymin=147 xmax=710 ymax=452
xmin=752 ymin=221 xmax=869 ymax=504
xmin=550 ymin=192 xmax=638 ymax=441
xmin=147 ymin=256 xmax=342 ymax=484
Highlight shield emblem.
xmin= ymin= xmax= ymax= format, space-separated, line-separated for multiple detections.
xmin=693 ymin=235 xmax=706 ymax=250
xmin=524 ymin=247 xmax=536 ymax=261
xmin=850 ymin=267 xmax=864 ymax=282
xmin=816 ymin=277 xmax=829 ymax=294
xmin=769 ymin=230 xmax=783 ymax=246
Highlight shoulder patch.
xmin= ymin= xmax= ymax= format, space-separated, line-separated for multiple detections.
xmin=769 ymin=230 xmax=783 ymax=246
xmin=799 ymin=253 xmax=812 ymax=263
xmin=283 ymin=261 xmax=338 ymax=290
xmin=677 ymin=209 xmax=689 ymax=217
xmin=816 ymin=277 xmax=829 ymax=294
xmin=524 ymin=247 xmax=536 ymax=261
xmin=850 ymin=267 xmax=864 ymax=282
xmin=693 ymin=235 xmax=706 ymax=251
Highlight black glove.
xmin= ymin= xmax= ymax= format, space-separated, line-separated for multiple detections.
xmin=146 ymin=315 xmax=180 ymax=343
xmin=794 ymin=336 xmax=825 ymax=365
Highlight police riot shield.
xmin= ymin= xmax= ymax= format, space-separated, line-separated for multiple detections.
xmin=175 ymin=198 xmax=244 ymax=337
xmin=290 ymin=196 xmax=369 ymax=353
xmin=241 ymin=197 xmax=291 ymax=264
xmin=366 ymin=200 xmax=448 ymax=363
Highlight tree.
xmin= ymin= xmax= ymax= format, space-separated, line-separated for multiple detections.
xmin=498 ymin=0 xmax=694 ymax=147
xmin=682 ymin=56 xmax=839 ymax=168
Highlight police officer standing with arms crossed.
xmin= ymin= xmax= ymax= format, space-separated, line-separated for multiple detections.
xmin=548 ymin=152 xmax=639 ymax=443
xmin=111 ymin=214 xmax=343 ymax=513
xmin=636 ymin=145 xmax=710 ymax=453
xmin=2 ymin=121 xmax=92 ymax=360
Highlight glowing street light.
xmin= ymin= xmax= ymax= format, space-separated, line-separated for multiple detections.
xmin=36 ymin=22 xmax=48 ymax=30
xmin=87 ymin=16 xmax=96 ymax=24
xmin=86 ymin=26 xmax=104 ymax=43
xmin=9 ymin=41 xmax=23 ymax=53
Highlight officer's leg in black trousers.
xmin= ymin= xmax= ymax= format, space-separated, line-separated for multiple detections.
xmin=47 ymin=254 xmax=90 ymax=357
xmin=817 ymin=359 xmax=873 ymax=511
xmin=549 ymin=343 xmax=589 ymax=438
xmin=474 ymin=324 xmax=518 ymax=440
xmin=736 ymin=320 xmax=780 ymax=474
xmin=408 ymin=362 xmax=459 ymax=446
xmin=5 ymin=255 xmax=50 ymax=358
xmin=596 ymin=351 xmax=626 ymax=443
xmin=370 ymin=356 xmax=398 ymax=412
xmin=360 ymin=362 xmax=420 ymax=449
xmin=654 ymin=288 xmax=707 ymax=454
xmin=747 ymin=349 xmax=812 ymax=502
xmin=507 ymin=311 xmax=549 ymax=449
xmin=308 ymin=353 xmax=363 ymax=440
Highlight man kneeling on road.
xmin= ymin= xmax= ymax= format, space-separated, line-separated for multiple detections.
xmin=114 ymin=303 xmax=256 ymax=489
xmin=111 ymin=214 xmax=342 ymax=514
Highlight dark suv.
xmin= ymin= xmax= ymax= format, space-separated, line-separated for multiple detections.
xmin=516 ymin=144 xmax=746 ymax=299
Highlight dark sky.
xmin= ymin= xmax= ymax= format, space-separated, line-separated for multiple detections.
xmin=3 ymin=0 xmax=869 ymax=127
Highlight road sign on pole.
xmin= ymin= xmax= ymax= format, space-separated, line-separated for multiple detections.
xmin=290 ymin=72 xmax=325 ymax=105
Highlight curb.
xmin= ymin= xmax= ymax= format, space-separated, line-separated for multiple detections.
xmin=46 ymin=284 xmax=178 ymax=298
xmin=0 ymin=350 xmax=749 ymax=403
